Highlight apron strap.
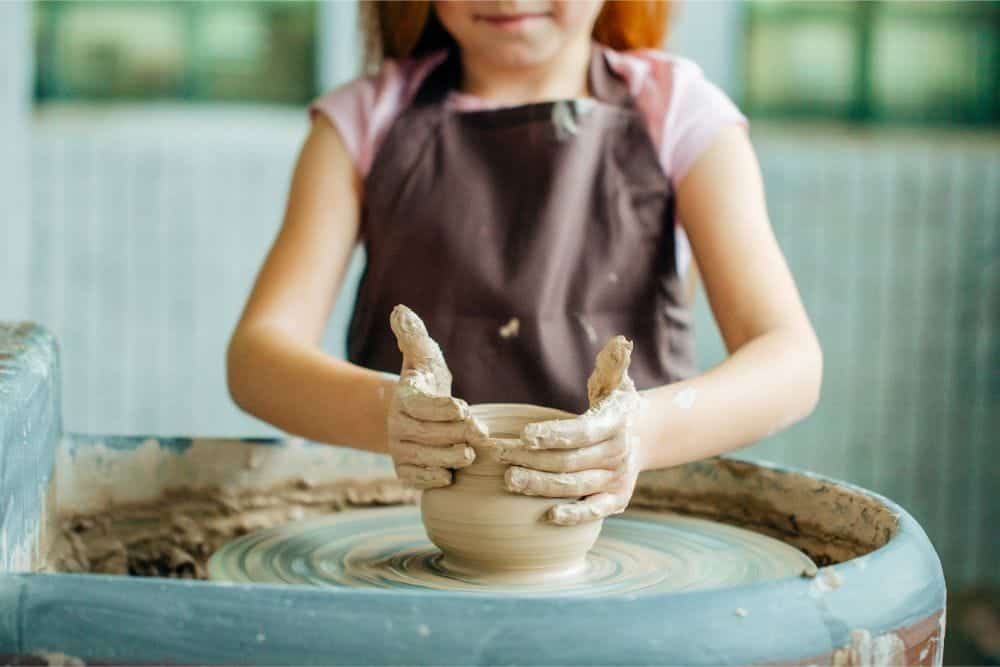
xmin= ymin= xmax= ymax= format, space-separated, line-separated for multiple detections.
xmin=413 ymin=48 xmax=463 ymax=107
xmin=587 ymin=46 xmax=633 ymax=107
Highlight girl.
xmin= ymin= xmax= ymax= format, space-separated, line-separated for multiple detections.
xmin=227 ymin=1 xmax=822 ymax=526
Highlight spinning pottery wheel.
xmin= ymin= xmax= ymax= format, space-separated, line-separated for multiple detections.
xmin=5 ymin=324 xmax=947 ymax=665
xmin=209 ymin=400 xmax=817 ymax=597
xmin=207 ymin=506 xmax=815 ymax=595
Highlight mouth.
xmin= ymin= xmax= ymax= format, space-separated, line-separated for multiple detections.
xmin=474 ymin=12 xmax=552 ymax=31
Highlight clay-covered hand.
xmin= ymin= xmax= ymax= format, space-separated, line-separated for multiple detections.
xmin=498 ymin=336 xmax=643 ymax=526
xmin=388 ymin=305 xmax=485 ymax=490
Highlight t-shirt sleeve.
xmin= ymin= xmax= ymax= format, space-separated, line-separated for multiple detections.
xmin=308 ymin=60 xmax=411 ymax=177
xmin=623 ymin=52 xmax=749 ymax=277
xmin=653 ymin=56 xmax=748 ymax=187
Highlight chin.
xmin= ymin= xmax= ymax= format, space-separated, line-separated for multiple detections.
xmin=473 ymin=39 xmax=563 ymax=69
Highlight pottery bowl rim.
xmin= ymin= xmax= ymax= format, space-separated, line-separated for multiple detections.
xmin=468 ymin=402 xmax=574 ymax=446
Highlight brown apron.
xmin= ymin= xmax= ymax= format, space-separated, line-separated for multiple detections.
xmin=348 ymin=46 xmax=695 ymax=413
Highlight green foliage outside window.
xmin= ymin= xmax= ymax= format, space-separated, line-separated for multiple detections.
xmin=744 ymin=1 xmax=999 ymax=125
xmin=34 ymin=0 xmax=317 ymax=104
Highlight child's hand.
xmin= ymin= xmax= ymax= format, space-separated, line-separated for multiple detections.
xmin=387 ymin=305 xmax=484 ymax=489
xmin=498 ymin=336 xmax=643 ymax=525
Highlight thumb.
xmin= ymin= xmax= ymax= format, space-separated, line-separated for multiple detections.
xmin=586 ymin=335 xmax=635 ymax=409
xmin=390 ymin=305 xmax=453 ymax=395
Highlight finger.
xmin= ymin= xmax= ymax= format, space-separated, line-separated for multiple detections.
xmin=521 ymin=407 xmax=627 ymax=450
xmin=505 ymin=466 xmax=619 ymax=498
xmin=586 ymin=335 xmax=634 ymax=407
xmin=390 ymin=305 xmax=452 ymax=393
xmin=389 ymin=412 xmax=481 ymax=445
xmin=395 ymin=464 xmax=451 ymax=490
xmin=391 ymin=441 xmax=475 ymax=469
xmin=497 ymin=437 xmax=627 ymax=473
xmin=547 ymin=492 xmax=628 ymax=526
xmin=397 ymin=386 xmax=469 ymax=422
xmin=390 ymin=305 xmax=443 ymax=367
xmin=398 ymin=367 xmax=438 ymax=395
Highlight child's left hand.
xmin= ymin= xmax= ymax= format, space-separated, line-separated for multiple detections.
xmin=497 ymin=336 xmax=643 ymax=526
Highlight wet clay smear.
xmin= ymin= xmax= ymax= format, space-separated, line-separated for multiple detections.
xmin=207 ymin=506 xmax=815 ymax=595
xmin=47 ymin=478 xmax=417 ymax=579
xmin=46 ymin=458 xmax=892 ymax=581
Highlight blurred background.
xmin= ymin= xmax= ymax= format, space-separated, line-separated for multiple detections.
xmin=0 ymin=1 xmax=997 ymax=662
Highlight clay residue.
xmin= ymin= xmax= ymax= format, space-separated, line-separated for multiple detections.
xmin=831 ymin=629 xmax=906 ymax=667
xmin=631 ymin=458 xmax=899 ymax=567
xmin=47 ymin=477 xmax=416 ymax=579
xmin=498 ymin=317 xmax=520 ymax=339
xmin=810 ymin=566 xmax=844 ymax=594
xmin=47 ymin=455 xmax=901 ymax=580
xmin=32 ymin=651 xmax=85 ymax=667
xmin=778 ymin=610 xmax=944 ymax=667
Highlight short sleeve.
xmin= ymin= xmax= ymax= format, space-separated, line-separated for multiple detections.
xmin=308 ymin=54 xmax=445 ymax=177
xmin=613 ymin=50 xmax=749 ymax=277
xmin=657 ymin=56 xmax=748 ymax=186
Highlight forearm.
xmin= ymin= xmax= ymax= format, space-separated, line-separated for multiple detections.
xmin=227 ymin=324 xmax=395 ymax=453
xmin=636 ymin=326 xmax=822 ymax=470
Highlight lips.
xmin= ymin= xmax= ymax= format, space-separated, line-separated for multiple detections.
xmin=475 ymin=12 xmax=551 ymax=30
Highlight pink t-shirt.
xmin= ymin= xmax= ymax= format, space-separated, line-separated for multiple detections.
xmin=309 ymin=48 xmax=747 ymax=273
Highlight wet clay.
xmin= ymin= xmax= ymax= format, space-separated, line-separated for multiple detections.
xmin=208 ymin=505 xmax=816 ymax=595
xmin=47 ymin=457 xmax=896 ymax=581
xmin=421 ymin=404 xmax=602 ymax=581
xmin=630 ymin=458 xmax=898 ymax=567
xmin=47 ymin=478 xmax=416 ymax=579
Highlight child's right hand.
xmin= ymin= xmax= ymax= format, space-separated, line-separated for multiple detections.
xmin=387 ymin=305 xmax=484 ymax=489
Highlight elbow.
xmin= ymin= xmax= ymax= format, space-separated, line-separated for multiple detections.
xmin=797 ymin=330 xmax=824 ymax=420
xmin=226 ymin=331 xmax=257 ymax=415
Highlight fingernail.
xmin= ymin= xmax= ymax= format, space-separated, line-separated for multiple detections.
xmin=548 ymin=504 xmax=577 ymax=526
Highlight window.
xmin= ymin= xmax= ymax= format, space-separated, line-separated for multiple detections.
xmin=744 ymin=1 xmax=1000 ymax=125
xmin=34 ymin=0 xmax=318 ymax=104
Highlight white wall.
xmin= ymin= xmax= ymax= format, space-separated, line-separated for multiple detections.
xmin=27 ymin=105 xmax=306 ymax=438
xmin=317 ymin=0 xmax=362 ymax=89
xmin=668 ymin=0 xmax=744 ymax=96
xmin=0 ymin=1 xmax=32 ymax=318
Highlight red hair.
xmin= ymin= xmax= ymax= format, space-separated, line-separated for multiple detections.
xmin=363 ymin=1 xmax=672 ymax=69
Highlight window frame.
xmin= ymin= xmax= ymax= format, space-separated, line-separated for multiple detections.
xmin=33 ymin=0 xmax=319 ymax=106
xmin=742 ymin=0 xmax=1000 ymax=126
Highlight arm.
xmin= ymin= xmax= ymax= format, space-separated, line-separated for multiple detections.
xmin=635 ymin=124 xmax=822 ymax=470
xmin=226 ymin=116 xmax=394 ymax=452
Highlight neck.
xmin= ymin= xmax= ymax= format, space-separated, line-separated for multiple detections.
xmin=459 ymin=39 xmax=593 ymax=104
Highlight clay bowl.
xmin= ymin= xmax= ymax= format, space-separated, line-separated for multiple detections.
xmin=420 ymin=403 xmax=604 ymax=583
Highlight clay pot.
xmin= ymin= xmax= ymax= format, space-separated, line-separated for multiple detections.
xmin=420 ymin=403 xmax=604 ymax=582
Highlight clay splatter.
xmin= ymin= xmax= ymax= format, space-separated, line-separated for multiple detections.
xmin=499 ymin=318 xmax=520 ymax=339
xmin=810 ymin=567 xmax=844 ymax=596
xmin=673 ymin=387 xmax=698 ymax=411
xmin=831 ymin=629 xmax=905 ymax=666
xmin=34 ymin=652 xmax=85 ymax=667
